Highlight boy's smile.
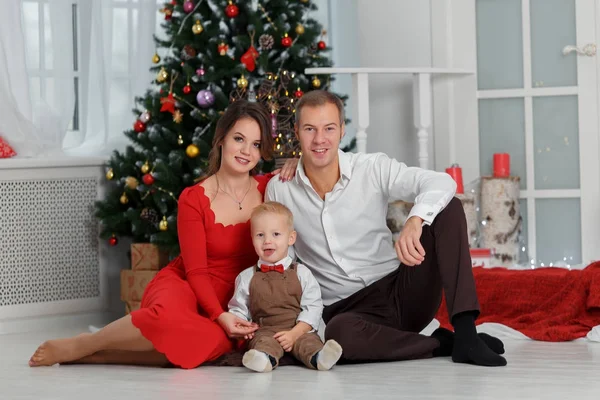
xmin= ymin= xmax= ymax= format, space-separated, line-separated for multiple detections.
xmin=251 ymin=213 xmax=296 ymax=263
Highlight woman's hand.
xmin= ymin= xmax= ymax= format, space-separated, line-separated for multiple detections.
xmin=217 ymin=312 xmax=258 ymax=339
xmin=272 ymin=158 xmax=299 ymax=182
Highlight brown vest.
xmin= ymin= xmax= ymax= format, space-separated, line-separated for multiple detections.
xmin=249 ymin=263 xmax=303 ymax=329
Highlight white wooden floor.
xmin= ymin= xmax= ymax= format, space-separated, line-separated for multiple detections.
xmin=3 ymin=325 xmax=599 ymax=400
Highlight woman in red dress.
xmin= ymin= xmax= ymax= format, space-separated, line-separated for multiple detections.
xmin=29 ymin=100 xmax=297 ymax=369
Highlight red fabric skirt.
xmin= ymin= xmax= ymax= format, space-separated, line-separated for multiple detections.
xmin=130 ymin=261 xmax=235 ymax=369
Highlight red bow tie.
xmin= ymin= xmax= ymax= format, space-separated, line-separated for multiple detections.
xmin=259 ymin=264 xmax=284 ymax=274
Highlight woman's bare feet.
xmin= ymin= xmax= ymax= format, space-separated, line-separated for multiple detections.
xmin=29 ymin=333 xmax=93 ymax=367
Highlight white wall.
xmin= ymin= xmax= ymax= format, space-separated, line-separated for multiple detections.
xmin=355 ymin=0 xmax=432 ymax=166
xmin=319 ymin=0 xmax=436 ymax=166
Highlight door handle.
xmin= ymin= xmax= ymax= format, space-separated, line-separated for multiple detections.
xmin=562 ymin=43 xmax=597 ymax=56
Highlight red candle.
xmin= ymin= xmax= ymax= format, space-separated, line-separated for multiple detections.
xmin=445 ymin=164 xmax=464 ymax=194
xmin=493 ymin=153 xmax=510 ymax=178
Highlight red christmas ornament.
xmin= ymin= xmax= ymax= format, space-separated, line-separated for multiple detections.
xmin=160 ymin=92 xmax=176 ymax=113
xmin=241 ymin=46 xmax=259 ymax=72
xmin=294 ymin=89 xmax=304 ymax=98
xmin=218 ymin=42 xmax=229 ymax=56
xmin=108 ymin=236 xmax=118 ymax=246
xmin=225 ymin=1 xmax=239 ymax=18
xmin=142 ymin=173 xmax=155 ymax=185
xmin=133 ymin=119 xmax=146 ymax=133
xmin=183 ymin=84 xmax=191 ymax=94
xmin=0 ymin=136 xmax=17 ymax=158
xmin=318 ymin=40 xmax=326 ymax=50
xmin=281 ymin=33 xmax=292 ymax=48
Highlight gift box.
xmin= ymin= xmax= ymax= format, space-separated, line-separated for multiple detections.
xmin=130 ymin=243 xmax=170 ymax=271
xmin=120 ymin=270 xmax=158 ymax=302
xmin=125 ymin=300 xmax=141 ymax=315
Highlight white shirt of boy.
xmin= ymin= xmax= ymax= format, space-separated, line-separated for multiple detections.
xmin=228 ymin=256 xmax=323 ymax=331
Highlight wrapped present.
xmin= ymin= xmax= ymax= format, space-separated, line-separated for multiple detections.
xmin=125 ymin=300 xmax=141 ymax=314
xmin=120 ymin=270 xmax=158 ymax=302
xmin=131 ymin=243 xmax=170 ymax=271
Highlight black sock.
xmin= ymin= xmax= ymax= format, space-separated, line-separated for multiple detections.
xmin=431 ymin=328 xmax=454 ymax=357
xmin=268 ymin=355 xmax=277 ymax=367
xmin=310 ymin=353 xmax=318 ymax=369
xmin=451 ymin=312 xmax=507 ymax=367
xmin=430 ymin=327 xmax=505 ymax=357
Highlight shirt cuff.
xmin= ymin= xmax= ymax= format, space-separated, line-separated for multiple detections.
xmin=297 ymin=314 xmax=320 ymax=331
xmin=406 ymin=203 xmax=441 ymax=226
xmin=229 ymin=310 xmax=250 ymax=322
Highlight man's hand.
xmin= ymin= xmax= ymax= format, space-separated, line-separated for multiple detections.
xmin=273 ymin=330 xmax=298 ymax=352
xmin=395 ymin=216 xmax=426 ymax=266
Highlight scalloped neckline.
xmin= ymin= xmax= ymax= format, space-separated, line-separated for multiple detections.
xmin=199 ymin=175 xmax=265 ymax=229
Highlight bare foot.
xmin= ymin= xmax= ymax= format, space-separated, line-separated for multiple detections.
xmin=29 ymin=333 xmax=93 ymax=367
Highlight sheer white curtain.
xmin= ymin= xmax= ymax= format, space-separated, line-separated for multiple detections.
xmin=0 ymin=0 xmax=158 ymax=158
xmin=69 ymin=0 xmax=157 ymax=155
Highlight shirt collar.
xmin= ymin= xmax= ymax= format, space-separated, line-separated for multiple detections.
xmin=257 ymin=255 xmax=293 ymax=269
xmin=294 ymin=149 xmax=352 ymax=185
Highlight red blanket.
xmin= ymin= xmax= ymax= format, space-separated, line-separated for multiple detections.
xmin=435 ymin=262 xmax=600 ymax=341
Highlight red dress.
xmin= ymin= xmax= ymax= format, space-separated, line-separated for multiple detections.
xmin=130 ymin=174 xmax=272 ymax=369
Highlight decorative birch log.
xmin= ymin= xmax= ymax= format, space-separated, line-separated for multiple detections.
xmin=456 ymin=192 xmax=478 ymax=248
xmin=480 ymin=176 xmax=522 ymax=266
xmin=387 ymin=196 xmax=478 ymax=248
xmin=387 ymin=200 xmax=413 ymax=241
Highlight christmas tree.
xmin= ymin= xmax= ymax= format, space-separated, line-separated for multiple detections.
xmin=95 ymin=0 xmax=351 ymax=257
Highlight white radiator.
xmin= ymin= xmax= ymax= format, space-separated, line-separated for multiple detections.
xmin=0 ymin=157 xmax=109 ymax=322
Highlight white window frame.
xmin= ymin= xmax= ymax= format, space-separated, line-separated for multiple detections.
xmin=431 ymin=0 xmax=600 ymax=264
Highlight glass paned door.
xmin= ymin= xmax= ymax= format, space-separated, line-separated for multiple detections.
xmin=475 ymin=0 xmax=599 ymax=265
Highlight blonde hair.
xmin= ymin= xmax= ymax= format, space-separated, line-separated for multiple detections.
xmin=294 ymin=90 xmax=345 ymax=125
xmin=250 ymin=201 xmax=294 ymax=230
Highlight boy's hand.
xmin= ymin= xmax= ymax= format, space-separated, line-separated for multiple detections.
xmin=274 ymin=322 xmax=312 ymax=352
xmin=273 ymin=331 xmax=298 ymax=352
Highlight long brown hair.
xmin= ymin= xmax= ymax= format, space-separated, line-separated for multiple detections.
xmin=207 ymin=100 xmax=274 ymax=176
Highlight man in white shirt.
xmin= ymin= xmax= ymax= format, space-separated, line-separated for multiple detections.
xmin=266 ymin=90 xmax=507 ymax=367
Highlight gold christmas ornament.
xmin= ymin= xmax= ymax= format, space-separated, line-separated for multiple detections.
xmin=141 ymin=161 xmax=150 ymax=174
xmin=178 ymin=135 xmax=184 ymax=145
xmin=106 ymin=168 xmax=114 ymax=180
xmin=120 ymin=193 xmax=129 ymax=204
xmin=192 ymin=20 xmax=204 ymax=34
xmin=237 ymin=75 xmax=249 ymax=89
xmin=152 ymin=53 xmax=161 ymax=64
xmin=125 ymin=176 xmax=138 ymax=190
xmin=159 ymin=216 xmax=168 ymax=231
xmin=156 ymin=67 xmax=168 ymax=83
xmin=295 ymin=24 xmax=305 ymax=35
xmin=311 ymin=76 xmax=321 ymax=88
xmin=173 ymin=110 xmax=183 ymax=123
xmin=186 ymin=144 xmax=200 ymax=158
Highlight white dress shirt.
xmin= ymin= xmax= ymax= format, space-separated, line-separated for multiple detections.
xmin=228 ymin=256 xmax=323 ymax=331
xmin=266 ymin=150 xmax=456 ymax=306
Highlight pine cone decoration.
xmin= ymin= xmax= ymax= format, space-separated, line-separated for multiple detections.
xmin=140 ymin=207 xmax=159 ymax=224
xmin=180 ymin=45 xmax=197 ymax=60
xmin=259 ymin=34 xmax=274 ymax=50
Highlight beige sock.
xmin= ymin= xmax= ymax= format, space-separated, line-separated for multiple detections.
xmin=242 ymin=350 xmax=273 ymax=373
xmin=316 ymin=340 xmax=343 ymax=371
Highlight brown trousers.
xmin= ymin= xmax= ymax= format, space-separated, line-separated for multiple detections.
xmin=323 ymin=197 xmax=480 ymax=363
xmin=247 ymin=264 xmax=323 ymax=369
